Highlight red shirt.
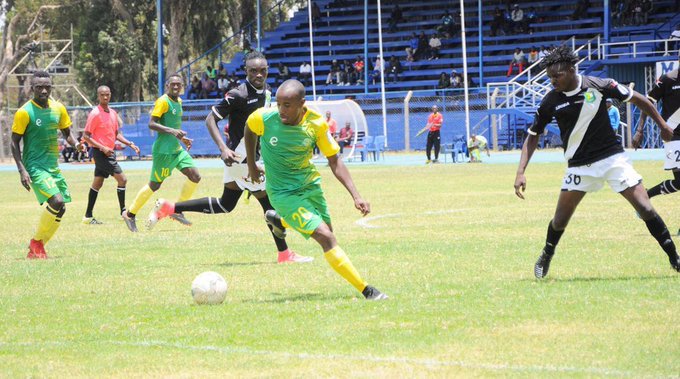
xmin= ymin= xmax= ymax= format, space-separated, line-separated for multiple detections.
xmin=85 ymin=105 xmax=119 ymax=149
xmin=326 ymin=118 xmax=337 ymax=135
xmin=428 ymin=112 xmax=443 ymax=132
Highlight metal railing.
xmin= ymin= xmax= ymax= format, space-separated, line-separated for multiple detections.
xmin=599 ymin=38 xmax=679 ymax=59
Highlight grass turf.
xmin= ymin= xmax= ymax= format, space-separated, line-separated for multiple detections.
xmin=0 ymin=159 xmax=678 ymax=377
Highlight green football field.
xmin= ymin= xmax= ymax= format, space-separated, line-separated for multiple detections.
xmin=1 ymin=157 xmax=678 ymax=377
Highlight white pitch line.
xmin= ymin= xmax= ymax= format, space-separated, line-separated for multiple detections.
xmin=0 ymin=340 xmax=643 ymax=377
xmin=355 ymin=209 xmax=467 ymax=229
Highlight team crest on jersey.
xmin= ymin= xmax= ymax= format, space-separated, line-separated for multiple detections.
xmin=583 ymin=91 xmax=595 ymax=103
xmin=36 ymin=119 xmax=42 ymax=126
xmin=269 ymin=136 xmax=278 ymax=146
xmin=302 ymin=138 xmax=312 ymax=147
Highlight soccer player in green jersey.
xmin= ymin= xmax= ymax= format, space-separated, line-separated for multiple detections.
xmin=11 ymin=70 xmax=83 ymax=259
xmin=122 ymin=74 xmax=201 ymax=232
xmin=244 ymin=79 xmax=387 ymax=300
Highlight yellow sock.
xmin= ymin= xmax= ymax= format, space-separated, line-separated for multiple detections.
xmin=324 ymin=246 xmax=368 ymax=292
xmin=178 ymin=180 xmax=198 ymax=202
xmin=34 ymin=205 xmax=59 ymax=242
xmin=129 ymin=184 xmax=154 ymax=215
xmin=43 ymin=212 xmax=63 ymax=244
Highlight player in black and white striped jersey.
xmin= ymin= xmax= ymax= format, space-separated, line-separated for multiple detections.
xmin=635 ymin=52 xmax=680 ymax=201
xmin=513 ymin=45 xmax=680 ymax=278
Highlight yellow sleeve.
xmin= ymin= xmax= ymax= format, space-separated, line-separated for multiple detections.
xmin=11 ymin=108 xmax=30 ymax=135
xmin=57 ymin=104 xmax=72 ymax=129
xmin=151 ymin=97 xmax=168 ymax=118
xmin=246 ymin=108 xmax=265 ymax=136
xmin=316 ymin=120 xmax=341 ymax=157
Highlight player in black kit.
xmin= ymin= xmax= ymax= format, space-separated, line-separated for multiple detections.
xmin=513 ymin=46 xmax=680 ymax=278
xmin=148 ymin=51 xmax=313 ymax=263
xmin=635 ymin=52 xmax=680 ymax=202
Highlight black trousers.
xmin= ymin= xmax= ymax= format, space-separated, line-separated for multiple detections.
xmin=426 ymin=130 xmax=440 ymax=160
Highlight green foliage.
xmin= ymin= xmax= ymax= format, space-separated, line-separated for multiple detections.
xmin=0 ymin=158 xmax=679 ymax=376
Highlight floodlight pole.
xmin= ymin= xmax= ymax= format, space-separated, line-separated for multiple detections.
xmin=307 ymin=0 xmax=317 ymax=98
xmin=376 ymin=0 xmax=387 ymax=145
xmin=460 ymin=0 xmax=471 ymax=142
xmin=157 ymin=0 xmax=164 ymax=96
xmin=257 ymin=0 xmax=262 ymax=51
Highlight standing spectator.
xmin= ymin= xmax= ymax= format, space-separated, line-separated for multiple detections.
xmin=299 ymin=61 xmax=312 ymax=86
xmin=425 ymin=105 xmax=443 ymax=164
xmin=490 ymin=7 xmax=505 ymax=37
xmin=352 ymin=56 xmax=365 ymax=85
xmin=311 ymin=1 xmax=322 ymax=26
xmin=275 ymin=62 xmax=290 ymax=87
xmin=437 ymin=10 xmax=456 ymax=38
xmin=388 ymin=4 xmax=403 ymax=33
xmin=342 ymin=59 xmax=356 ymax=85
xmin=670 ymin=24 xmax=680 ymax=52
xmin=436 ymin=72 xmax=451 ymax=95
xmin=632 ymin=0 xmax=643 ymax=25
xmin=325 ymin=111 xmax=337 ymax=137
xmin=525 ymin=6 xmax=537 ymax=34
xmin=336 ymin=121 xmax=354 ymax=154
xmin=429 ymin=33 xmax=442 ymax=60
xmin=326 ymin=59 xmax=343 ymax=85
xmin=507 ymin=47 xmax=526 ymax=76
xmin=641 ymin=0 xmax=653 ymax=25
xmin=613 ymin=0 xmax=626 ymax=27
xmin=511 ymin=4 xmax=524 ymax=33
xmin=217 ymin=74 xmax=229 ymax=97
xmin=387 ymin=55 xmax=402 ymax=83
xmin=406 ymin=32 xmax=419 ymax=62
xmin=606 ymin=98 xmax=622 ymax=144
xmin=572 ymin=0 xmax=591 ymax=21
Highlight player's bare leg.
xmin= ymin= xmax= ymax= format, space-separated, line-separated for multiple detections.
xmin=535 ymin=190 xmax=586 ymax=278
xmin=621 ymin=183 xmax=680 ymax=272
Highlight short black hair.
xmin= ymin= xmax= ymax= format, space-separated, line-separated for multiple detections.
xmin=32 ymin=70 xmax=50 ymax=79
xmin=166 ymin=73 xmax=182 ymax=84
xmin=244 ymin=50 xmax=266 ymax=63
xmin=540 ymin=45 xmax=579 ymax=70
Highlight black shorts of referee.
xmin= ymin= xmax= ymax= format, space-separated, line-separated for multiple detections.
xmin=93 ymin=148 xmax=123 ymax=178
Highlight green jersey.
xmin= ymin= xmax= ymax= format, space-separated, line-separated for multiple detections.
xmin=11 ymin=99 xmax=72 ymax=171
xmin=150 ymin=94 xmax=183 ymax=154
xmin=246 ymin=107 xmax=340 ymax=194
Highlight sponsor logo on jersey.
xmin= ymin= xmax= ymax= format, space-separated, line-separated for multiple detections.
xmin=672 ymin=85 xmax=680 ymax=90
xmin=247 ymin=98 xmax=259 ymax=104
xmin=302 ymin=138 xmax=312 ymax=147
xmin=269 ymin=136 xmax=278 ymax=146
xmin=36 ymin=119 xmax=43 ymax=126
xmin=555 ymin=102 xmax=569 ymax=111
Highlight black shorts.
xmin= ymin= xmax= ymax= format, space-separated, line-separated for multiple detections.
xmin=93 ymin=148 xmax=123 ymax=178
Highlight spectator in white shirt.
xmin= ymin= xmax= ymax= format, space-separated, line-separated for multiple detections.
xmin=299 ymin=61 xmax=312 ymax=86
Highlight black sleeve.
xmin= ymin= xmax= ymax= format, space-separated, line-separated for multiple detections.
xmin=589 ymin=76 xmax=633 ymax=102
xmin=211 ymin=89 xmax=241 ymax=121
xmin=528 ymin=94 xmax=554 ymax=135
xmin=647 ymin=75 xmax=667 ymax=103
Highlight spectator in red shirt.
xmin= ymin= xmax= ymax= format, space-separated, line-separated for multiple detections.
xmin=353 ymin=56 xmax=365 ymax=85
xmin=426 ymin=105 xmax=443 ymax=163
xmin=336 ymin=121 xmax=354 ymax=154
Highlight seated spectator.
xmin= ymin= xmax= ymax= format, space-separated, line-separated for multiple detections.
xmin=218 ymin=63 xmax=228 ymax=77
xmin=641 ymin=0 xmax=653 ymax=25
xmin=188 ymin=75 xmax=201 ymax=99
xmin=436 ymin=71 xmax=451 ymax=95
xmin=336 ymin=121 xmax=354 ymax=154
xmin=60 ymin=137 xmax=74 ymax=163
xmin=353 ymin=56 xmax=365 ymax=85
xmin=342 ymin=59 xmax=356 ymax=85
xmin=406 ymin=32 xmax=418 ymax=62
xmin=275 ymin=62 xmax=290 ymax=87
xmin=217 ymin=74 xmax=229 ymax=97
xmin=524 ymin=6 xmax=537 ymax=34
xmin=571 ymin=0 xmax=590 ymax=21
xmin=388 ymin=4 xmax=403 ymax=33
xmin=506 ymin=47 xmax=525 ymax=77
xmin=437 ymin=10 xmax=456 ymax=38
xmin=226 ymin=71 xmax=240 ymax=90
xmin=416 ymin=31 xmax=429 ymax=61
xmin=490 ymin=7 xmax=505 ymax=37
xmin=510 ymin=4 xmax=524 ymax=33
xmin=205 ymin=65 xmax=217 ymax=80
xmin=326 ymin=59 xmax=343 ymax=85
xmin=429 ymin=33 xmax=442 ymax=60
xmin=200 ymin=73 xmax=216 ymax=99
xmin=371 ymin=55 xmax=384 ymax=85
xmin=299 ymin=61 xmax=312 ymax=86
xmin=527 ymin=46 xmax=539 ymax=73
xmin=669 ymin=24 xmax=680 ymax=52
xmin=387 ymin=55 xmax=402 ymax=83
xmin=450 ymin=70 xmax=463 ymax=88
xmin=539 ymin=45 xmax=551 ymax=60
xmin=467 ymin=134 xmax=489 ymax=163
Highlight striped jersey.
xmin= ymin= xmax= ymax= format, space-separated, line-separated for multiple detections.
xmin=529 ymin=75 xmax=632 ymax=167
xmin=11 ymin=99 xmax=72 ymax=171
xmin=246 ymin=107 xmax=340 ymax=194
xmin=647 ymin=69 xmax=680 ymax=139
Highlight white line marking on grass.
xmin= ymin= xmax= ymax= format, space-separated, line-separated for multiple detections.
xmin=0 ymin=340 xmax=642 ymax=376
xmin=355 ymin=209 xmax=466 ymax=229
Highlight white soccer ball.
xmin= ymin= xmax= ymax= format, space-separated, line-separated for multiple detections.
xmin=191 ymin=271 xmax=228 ymax=305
